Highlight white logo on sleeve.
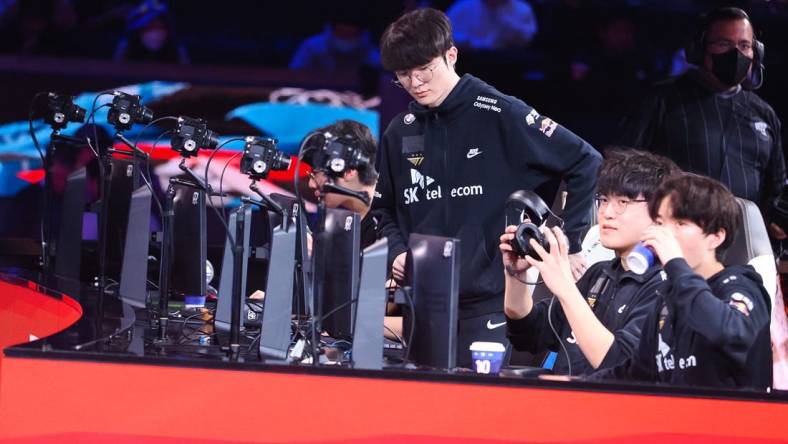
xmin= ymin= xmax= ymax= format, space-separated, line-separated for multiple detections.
xmin=466 ymin=147 xmax=483 ymax=159
xmin=486 ymin=320 xmax=506 ymax=330
xmin=525 ymin=109 xmax=540 ymax=126
xmin=404 ymin=113 xmax=416 ymax=125
xmin=753 ymin=121 xmax=769 ymax=138
xmin=617 ymin=304 xmax=627 ymax=314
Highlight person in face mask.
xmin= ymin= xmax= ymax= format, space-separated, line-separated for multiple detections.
xmin=113 ymin=1 xmax=189 ymax=64
xmin=289 ymin=8 xmax=380 ymax=76
xmin=617 ymin=6 xmax=785 ymax=246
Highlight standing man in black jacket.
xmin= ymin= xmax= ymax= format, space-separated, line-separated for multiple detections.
xmin=619 ymin=7 xmax=785 ymax=241
xmin=373 ymin=8 xmax=601 ymax=368
xmin=591 ymin=174 xmax=772 ymax=389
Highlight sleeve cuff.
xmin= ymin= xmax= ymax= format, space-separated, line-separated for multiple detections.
xmin=505 ymin=303 xmax=543 ymax=336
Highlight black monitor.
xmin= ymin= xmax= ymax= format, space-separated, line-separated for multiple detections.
xmin=105 ymin=155 xmax=141 ymax=280
xmin=259 ymin=223 xmax=297 ymax=360
xmin=351 ymin=237 xmax=389 ymax=370
xmin=170 ymin=183 xmax=207 ymax=297
xmin=404 ymin=233 xmax=460 ymax=370
xmin=119 ymin=185 xmax=153 ymax=308
xmin=54 ymin=167 xmax=86 ymax=280
xmin=215 ymin=205 xmax=252 ymax=331
xmin=316 ymin=207 xmax=361 ymax=340
xmin=215 ymin=204 xmax=276 ymax=331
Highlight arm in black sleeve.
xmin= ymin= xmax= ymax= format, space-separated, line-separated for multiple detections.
xmin=597 ymin=279 xmax=665 ymax=369
xmin=505 ymin=101 xmax=602 ymax=253
xmin=662 ymin=258 xmax=771 ymax=368
xmin=371 ymin=131 xmax=408 ymax=264
xmin=763 ymin=113 xmax=785 ymax=222
xmin=505 ymin=299 xmax=561 ymax=353
xmin=589 ymin=302 xmax=660 ymax=382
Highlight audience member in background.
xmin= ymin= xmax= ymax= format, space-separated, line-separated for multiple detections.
xmin=289 ymin=8 xmax=380 ymax=78
xmin=113 ymin=0 xmax=189 ymax=64
xmin=591 ymin=173 xmax=772 ymax=390
xmin=447 ymin=0 xmax=538 ymax=51
xmin=502 ymin=150 xmax=678 ymax=376
xmin=0 ymin=0 xmax=78 ymax=55
xmin=618 ymin=7 xmax=785 ymax=243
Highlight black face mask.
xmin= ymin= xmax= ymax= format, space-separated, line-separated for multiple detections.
xmin=710 ymin=48 xmax=752 ymax=87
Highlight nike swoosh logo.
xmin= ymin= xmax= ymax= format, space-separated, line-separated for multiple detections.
xmin=467 ymin=150 xmax=482 ymax=159
xmin=486 ymin=320 xmax=506 ymax=330
xmin=618 ymin=304 xmax=627 ymax=314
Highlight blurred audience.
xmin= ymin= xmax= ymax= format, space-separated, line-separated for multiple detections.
xmin=447 ymin=0 xmax=537 ymax=50
xmin=289 ymin=7 xmax=380 ymax=77
xmin=113 ymin=0 xmax=189 ymax=64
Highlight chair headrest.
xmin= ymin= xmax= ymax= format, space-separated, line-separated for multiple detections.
xmin=722 ymin=198 xmax=773 ymax=266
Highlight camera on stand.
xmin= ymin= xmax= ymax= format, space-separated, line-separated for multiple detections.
xmin=171 ymin=116 xmax=219 ymax=157
xmin=309 ymin=132 xmax=370 ymax=177
xmin=43 ymin=93 xmax=86 ymax=131
xmin=240 ymin=137 xmax=291 ymax=180
xmin=107 ymin=91 xmax=154 ymax=133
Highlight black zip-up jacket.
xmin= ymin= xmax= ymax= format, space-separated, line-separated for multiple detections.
xmin=506 ymin=258 xmax=667 ymax=375
xmin=591 ymin=258 xmax=772 ymax=390
xmin=373 ymin=74 xmax=601 ymax=317
xmin=618 ymin=69 xmax=785 ymax=222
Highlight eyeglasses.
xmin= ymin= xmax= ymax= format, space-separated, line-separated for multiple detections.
xmin=392 ymin=63 xmax=436 ymax=89
xmin=595 ymin=195 xmax=648 ymax=215
xmin=706 ymin=38 xmax=753 ymax=54
xmin=307 ymin=169 xmax=327 ymax=185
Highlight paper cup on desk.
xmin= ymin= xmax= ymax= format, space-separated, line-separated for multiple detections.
xmin=470 ymin=341 xmax=506 ymax=374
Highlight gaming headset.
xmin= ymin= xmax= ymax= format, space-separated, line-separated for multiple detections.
xmin=505 ymin=190 xmax=553 ymax=259
xmin=685 ymin=6 xmax=765 ymax=90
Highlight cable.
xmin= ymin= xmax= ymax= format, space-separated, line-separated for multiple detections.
xmin=505 ymin=264 xmax=543 ymax=285
xmin=27 ymin=92 xmax=49 ymax=165
xmin=547 ymin=296 xmax=572 ymax=377
xmin=400 ymin=287 xmax=416 ymax=363
xmin=210 ymin=139 xmax=245 ymax=221
xmin=383 ymin=324 xmax=405 ymax=346
xmin=140 ymin=129 xmax=174 ymax=219
xmin=204 ymin=137 xmax=245 ymax=200
xmin=83 ymin=103 xmax=112 ymax=158
xmin=218 ymin=151 xmax=242 ymax=226
xmin=314 ymin=297 xmax=359 ymax=325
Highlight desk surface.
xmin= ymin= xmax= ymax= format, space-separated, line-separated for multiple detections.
xmin=2 ymin=271 xmax=788 ymax=444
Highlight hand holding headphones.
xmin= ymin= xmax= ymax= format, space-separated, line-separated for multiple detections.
xmin=504 ymin=190 xmax=553 ymax=259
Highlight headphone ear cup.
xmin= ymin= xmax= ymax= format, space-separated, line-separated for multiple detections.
xmin=754 ymin=39 xmax=764 ymax=64
xmin=686 ymin=38 xmax=703 ymax=65
xmin=515 ymin=223 xmax=549 ymax=258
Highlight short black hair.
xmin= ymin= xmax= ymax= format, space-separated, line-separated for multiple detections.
xmin=380 ymin=8 xmax=454 ymax=72
xmin=597 ymin=148 xmax=681 ymax=201
xmin=649 ymin=173 xmax=740 ymax=258
xmin=701 ymin=6 xmax=755 ymax=39
xmin=307 ymin=119 xmax=378 ymax=186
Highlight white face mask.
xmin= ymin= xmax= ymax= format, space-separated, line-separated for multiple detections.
xmin=140 ymin=29 xmax=167 ymax=51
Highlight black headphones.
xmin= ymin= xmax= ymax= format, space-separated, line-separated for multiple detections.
xmin=505 ymin=190 xmax=553 ymax=259
xmin=306 ymin=131 xmax=371 ymax=178
xmin=685 ymin=7 xmax=765 ymax=89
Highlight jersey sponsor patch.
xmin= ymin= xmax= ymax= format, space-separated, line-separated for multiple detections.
xmin=753 ymin=121 xmax=770 ymax=139
xmin=539 ymin=117 xmax=558 ymax=137
xmin=525 ymin=109 xmax=540 ymax=126
xmin=407 ymin=153 xmax=424 ymax=166
xmin=729 ymin=292 xmax=754 ymax=316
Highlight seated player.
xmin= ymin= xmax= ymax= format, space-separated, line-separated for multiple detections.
xmin=501 ymin=150 xmax=679 ymax=375
xmin=592 ymin=173 xmax=772 ymax=389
